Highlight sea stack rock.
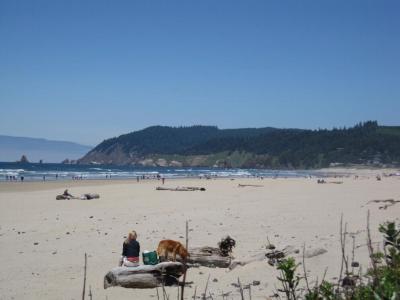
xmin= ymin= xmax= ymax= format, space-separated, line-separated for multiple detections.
xmin=19 ymin=155 xmax=29 ymax=163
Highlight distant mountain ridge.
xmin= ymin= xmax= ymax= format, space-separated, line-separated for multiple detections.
xmin=0 ymin=135 xmax=92 ymax=163
xmin=79 ymin=121 xmax=400 ymax=168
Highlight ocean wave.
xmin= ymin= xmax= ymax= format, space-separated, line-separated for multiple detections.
xmin=0 ymin=169 xmax=25 ymax=176
xmin=0 ymin=163 xmax=320 ymax=182
xmin=0 ymin=168 xmax=25 ymax=172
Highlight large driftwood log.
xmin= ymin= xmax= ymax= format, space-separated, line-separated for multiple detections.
xmin=104 ymin=262 xmax=186 ymax=289
xmin=187 ymin=247 xmax=232 ymax=268
xmin=238 ymin=184 xmax=263 ymax=188
xmin=156 ymin=186 xmax=206 ymax=191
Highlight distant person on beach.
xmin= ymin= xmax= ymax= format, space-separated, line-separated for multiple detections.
xmin=20 ymin=176 xmax=24 ymax=182
xmin=136 ymin=176 xmax=139 ymax=182
xmin=55 ymin=174 xmax=58 ymax=180
xmin=43 ymin=175 xmax=46 ymax=181
xmin=162 ymin=177 xmax=165 ymax=185
xmin=63 ymin=189 xmax=73 ymax=197
xmin=120 ymin=230 xmax=140 ymax=267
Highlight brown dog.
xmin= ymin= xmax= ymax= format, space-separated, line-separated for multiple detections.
xmin=157 ymin=240 xmax=189 ymax=261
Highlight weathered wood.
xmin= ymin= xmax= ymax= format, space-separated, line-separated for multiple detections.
xmin=83 ymin=193 xmax=100 ymax=199
xmin=159 ymin=246 xmax=232 ymax=268
xmin=183 ymin=187 xmax=206 ymax=191
xmin=238 ymin=184 xmax=263 ymax=188
xmin=104 ymin=262 xmax=186 ymax=289
xmin=56 ymin=195 xmax=75 ymax=200
xmin=56 ymin=193 xmax=100 ymax=200
xmin=186 ymin=247 xmax=232 ymax=268
xmin=156 ymin=187 xmax=206 ymax=192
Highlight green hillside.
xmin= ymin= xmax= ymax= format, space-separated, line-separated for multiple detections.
xmin=79 ymin=121 xmax=400 ymax=168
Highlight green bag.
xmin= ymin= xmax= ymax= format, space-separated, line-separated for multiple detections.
xmin=142 ymin=251 xmax=159 ymax=265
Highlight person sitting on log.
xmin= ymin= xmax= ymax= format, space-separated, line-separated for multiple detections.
xmin=120 ymin=230 xmax=140 ymax=267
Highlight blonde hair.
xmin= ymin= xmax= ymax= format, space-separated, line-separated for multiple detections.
xmin=124 ymin=230 xmax=137 ymax=244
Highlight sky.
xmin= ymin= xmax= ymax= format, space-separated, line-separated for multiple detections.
xmin=0 ymin=0 xmax=399 ymax=146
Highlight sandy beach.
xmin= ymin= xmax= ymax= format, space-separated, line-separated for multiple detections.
xmin=1 ymin=173 xmax=399 ymax=299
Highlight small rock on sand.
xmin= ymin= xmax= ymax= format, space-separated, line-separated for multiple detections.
xmin=266 ymin=243 xmax=276 ymax=250
xmin=351 ymin=261 xmax=360 ymax=267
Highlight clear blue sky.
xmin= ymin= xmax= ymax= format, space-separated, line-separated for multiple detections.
xmin=1 ymin=0 xmax=399 ymax=145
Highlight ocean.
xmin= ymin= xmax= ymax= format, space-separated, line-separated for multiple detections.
xmin=0 ymin=162 xmax=330 ymax=182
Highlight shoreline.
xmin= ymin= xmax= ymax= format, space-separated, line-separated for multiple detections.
xmin=1 ymin=166 xmax=398 ymax=193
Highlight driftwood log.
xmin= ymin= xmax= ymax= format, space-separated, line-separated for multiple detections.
xmin=83 ymin=193 xmax=100 ymax=199
xmin=56 ymin=193 xmax=100 ymax=200
xmin=183 ymin=186 xmax=206 ymax=191
xmin=156 ymin=186 xmax=206 ymax=192
xmin=186 ymin=247 xmax=232 ymax=268
xmin=104 ymin=248 xmax=231 ymax=290
xmin=104 ymin=262 xmax=186 ymax=289
xmin=157 ymin=246 xmax=232 ymax=268
xmin=238 ymin=184 xmax=263 ymax=188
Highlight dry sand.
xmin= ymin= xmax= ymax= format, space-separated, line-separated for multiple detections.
xmin=1 ymin=173 xmax=400 ymax=299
